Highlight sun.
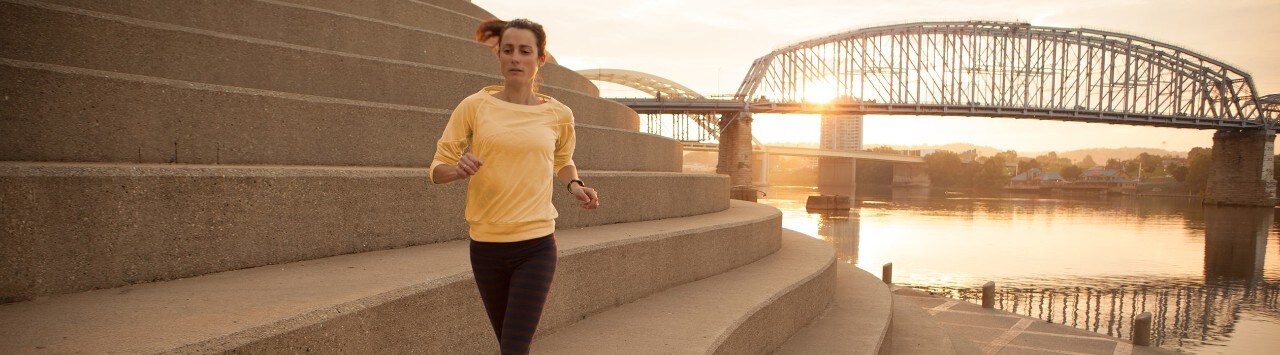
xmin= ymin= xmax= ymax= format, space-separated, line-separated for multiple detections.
xmin=802 ymin=80 xmax=840 ymax=103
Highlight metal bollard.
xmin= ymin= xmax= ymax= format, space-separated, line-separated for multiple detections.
xmin=982 ymin=281 xmax=995 ymax=309
xmin=1133 ymin=312 xmax=1152 ymax=346
xmin=882 ymin=263 xmax=893 ymax=284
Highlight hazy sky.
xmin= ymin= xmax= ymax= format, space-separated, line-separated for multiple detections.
xmin=473 ymin=0 xmax=1280 ymax=153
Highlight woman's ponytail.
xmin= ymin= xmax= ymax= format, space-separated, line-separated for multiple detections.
xmin=475 ymin=19 xmax=507 ymax=47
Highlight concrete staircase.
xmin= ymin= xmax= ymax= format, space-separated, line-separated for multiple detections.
xmin=0 ymin=0 xmax=903 ymax=353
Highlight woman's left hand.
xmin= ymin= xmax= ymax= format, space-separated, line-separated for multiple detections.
xmin=571 ymin=186 xmax=599 ymax=209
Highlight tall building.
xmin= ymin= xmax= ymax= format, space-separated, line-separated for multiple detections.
xmin=817 ymin=111 xmax=864 ymax=189
xmin=820 ymin=112 xmax=864 ymax=151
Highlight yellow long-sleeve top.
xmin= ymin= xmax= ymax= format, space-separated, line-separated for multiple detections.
xmin=429 ymin=86 xmax=576 ymax=243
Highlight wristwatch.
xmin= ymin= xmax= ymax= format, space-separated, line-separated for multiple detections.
xmin=567 ymin=179 xmax=586 ymax=193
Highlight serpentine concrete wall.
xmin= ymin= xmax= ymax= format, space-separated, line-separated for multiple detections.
xmin=0 ymin=0 xmax=719 ymax=302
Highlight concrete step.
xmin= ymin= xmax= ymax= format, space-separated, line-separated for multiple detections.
xmin=773 ymin=263 xmax=893 ymax=355
xmin=0 ymin=0 xmax=634 ymax=130
xmin=0 ymin=201 xmax=781 ymax=353
xmin=34 ymin=0 xmax=598 ymax=96
xmin=411 ymin=0 xmax=499 ymax=21
xmin=883 ymin=288 xmax=960 ymax=355
xmin=0 ymin=59 xmax=678 ymax=172
xmin=0 ymin=162 xmax=731 ymax=302
xmin=274 ymin=0 xmax=490 ymax=37
xmin=531 ymin=229 xmax=835 ymax=355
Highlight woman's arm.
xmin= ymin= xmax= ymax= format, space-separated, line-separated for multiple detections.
xmin=557 ymin=165 xmax=598 ymax=209
xmin=431 ymin=152 xmax=483 ymax=184
xmin=429 ymin=98 xmax=477 ymax=184
xmin=555 ymin=164 xmax=580 ymax=184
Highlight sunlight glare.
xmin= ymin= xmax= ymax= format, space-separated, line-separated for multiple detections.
xmin=802 ymin=80 xmax=839 ymax=103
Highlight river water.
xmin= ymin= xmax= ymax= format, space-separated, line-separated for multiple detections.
xmin=756 ymin=185 xmax=1280 ymax=354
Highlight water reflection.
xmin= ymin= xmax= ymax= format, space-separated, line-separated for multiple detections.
xmin=1203 ymin=207 xmax=1271 ymax=282
xmin=760 ymin=186 xmax=1280 ymax=354
xmin=813 ymin=209 xmax=858 ymax=265
xmin=934 ymin=276 xmax=1280 ymax=351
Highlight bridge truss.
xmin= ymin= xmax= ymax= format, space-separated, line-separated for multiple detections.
xmin=578 ymin=68 xmax=720 ymax=142
xmin=730 ymin=21 xmax=1273 ymax=130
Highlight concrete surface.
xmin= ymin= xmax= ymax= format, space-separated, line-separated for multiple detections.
xmin=885 ymin=290 xmax=962 ymax=355
xmin=774 ymin=262 xmax=893 ymax=355
xmin=531 ymin=229 xmax=834 ymax=355
xmin=36 ymin=0 xmax=598 ymax=95
xmin=892 ymin=287 xmax=1178 ymax=355
xmin=280 ymin=0 xmax=485 ymax=38
xmin=0 ymin=162 xmax=729 ymax=301
xmin=0 ymin=0 xmax=637 ymax=130
xmin=412 ymin=0 xmax=499 ymax=21
xmin=0 ymin=201 xmax=781 ymax=353
xmin=0 ymin=60 xmax=675 ymax=171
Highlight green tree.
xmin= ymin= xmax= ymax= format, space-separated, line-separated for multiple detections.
xmin=975 ymin=157 xmax=1010 ymax=190
xmin=994 ymin=150 xmax=1018 ymax=163
xmin=1185 ymin=147 xmax=1213 ymax=195
xmin=856 ymin=146 xmax=897 ymax=184
xmin=1171 ymin=166 xmax=1189 ymax=182
xmin=1017 ymin=158 xmax=1042 ymax=173
xmin=923 ymin=150 xmax=964 ymax=188
xmin=1059 ymin=165 xmax=1083 ymax=181
xmin=1138 ymin=153 xmax=1162 ymax=175
xmin=1124 ymin=160 xmax=1141 ymax=177
xmin=1079 ymin=155 xmax=1097 ymax=169
xmin=1035 ymin=152 xmax=1072 ymax=172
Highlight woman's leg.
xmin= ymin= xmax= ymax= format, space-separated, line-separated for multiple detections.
xmin=471 ymin=241 xmax=513 ymax=342
xmin=499 ymin=236 xmax=558 ymax=355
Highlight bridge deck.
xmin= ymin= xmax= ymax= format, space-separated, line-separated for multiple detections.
xmin=683 ymin=143 xmax=926 ymax=163
xmin=617 ymin=99 xmax=1269 ymax=131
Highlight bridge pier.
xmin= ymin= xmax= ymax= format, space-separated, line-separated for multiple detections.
xmin=891 ymin=163 xmax=931 ymax=187
xmin=717 ymin=113 xmax=754 ymax=187
xmin=818 ymin=158 xmax=857 ymax=190
xmin=1205 ymin=129 xmax=1276 ymax=206
xmin=753 ymin=153 xmax=769 ymax=186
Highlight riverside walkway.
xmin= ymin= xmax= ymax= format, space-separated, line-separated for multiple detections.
xmin=890 ymin=287 xmax=1177 ymax=355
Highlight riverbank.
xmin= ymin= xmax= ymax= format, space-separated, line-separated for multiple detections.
xmin=756 ymin=185 xmax=1280 ymax=354
xmin=892 ymin=287 xmax=1177 ymax=354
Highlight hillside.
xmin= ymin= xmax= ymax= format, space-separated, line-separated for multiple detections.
xmin=882 ymin=143 xmax=1185 ymax=163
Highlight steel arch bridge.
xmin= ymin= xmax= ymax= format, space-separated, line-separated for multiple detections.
xmin=578 ymin=68 xmax=723 ymax=142
xmin=618 ymin=21 xmax=1276 ymax=134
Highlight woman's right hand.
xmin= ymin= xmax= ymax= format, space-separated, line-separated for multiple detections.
xmin=454 ymin=153 xmax=484 ymax=177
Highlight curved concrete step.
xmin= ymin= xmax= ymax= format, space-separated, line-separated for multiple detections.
xmin=0 ymin=0 xmax=634 ymax=130
xmin=34 ymin=0 xmax=598 ymax=96
xmin=275 ymin=0 xmax=490 ymax=36
xmin=530 ymin=229 xmax=835 ymax=355
xmin=0 ymin=59 xmax=677 ymax=172
xmin=0 ymin=162 xmax=729 ymax=302
xmin=0 ymin=201 xmax=780 ymax=354
xmin=773 ymin=263 xmax=893 ymax=355
xmin=413 ymin=0 xmax=498 ymax=21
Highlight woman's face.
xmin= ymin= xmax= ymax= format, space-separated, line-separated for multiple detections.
xmin=497 ymin=28 xmax=544 ymax=86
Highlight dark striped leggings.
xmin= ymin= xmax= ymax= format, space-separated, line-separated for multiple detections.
xmin=469 ymin=234 xmax=558 ymax=355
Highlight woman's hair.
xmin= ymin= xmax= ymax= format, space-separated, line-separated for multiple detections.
xmin=475 ymin=18 xmax=547 ymax=58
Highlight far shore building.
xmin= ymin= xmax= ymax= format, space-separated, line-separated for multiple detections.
xmin=1080 ymin=166 xmax=1133 ymax=183
xmin=1078 ymin=166 xmax=1139 ymax=193
xmin=1009 ymin=168 xmax=1066 ymax=186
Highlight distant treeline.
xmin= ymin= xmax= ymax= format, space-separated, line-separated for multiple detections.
xmin=689 ymin=146 xmax=1279 ymax=195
